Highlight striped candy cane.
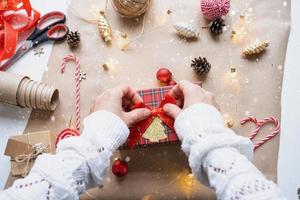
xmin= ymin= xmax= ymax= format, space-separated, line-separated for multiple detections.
xmin=240 ymin=116 xmax=280 ymax=151
xmin=240 ymin=116 xmax=260 ymax=140
xmin=254 ymin=117 xmax=280 ymax=150
xmin=55 ymin=128 xmax=80 ymax=147
xmin=61 ymin=54 xmax=81 ymax=131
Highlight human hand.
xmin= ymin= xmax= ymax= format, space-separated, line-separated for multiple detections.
xmin=163 ymin=80 xmax=219 ymax=118
xmin=90 ymin=85 xmax=151 ymax=127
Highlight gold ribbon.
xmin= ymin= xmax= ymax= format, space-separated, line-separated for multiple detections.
xmin=11 ymin=143 xmax=49 ymax=177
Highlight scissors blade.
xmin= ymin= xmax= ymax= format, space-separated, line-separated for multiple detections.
xmin=0 ymin=41 xmax=33 ymax=71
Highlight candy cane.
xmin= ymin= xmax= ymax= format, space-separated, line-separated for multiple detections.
xmin=254 ymin=117 xmax=280 ymax=150
xmin=240 ymin=116 xmax=260 ymax=140
xmin=61 ymin=54 xmax=81 ymax=131
xmin=240 ymin=116 xmax=280 ymax=151
xmin=55 ymin=128 xmax=80 ymax=147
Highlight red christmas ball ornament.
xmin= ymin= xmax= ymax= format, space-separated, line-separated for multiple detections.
xmin=156 ymin=68 xmax=172 ymax=83
xmin=167 ymin=80 xmax=177 ymax=86
xmin=112 ymin=159 xmax=128 ymax=177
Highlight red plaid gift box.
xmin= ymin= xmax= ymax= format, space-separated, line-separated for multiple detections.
xmin=122 ymin=86 xmax=179 ymax=148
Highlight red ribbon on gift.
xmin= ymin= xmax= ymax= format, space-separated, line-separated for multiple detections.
xmin=128 ymin=94 xmax=177 ymax=148
xmin=0 ymin=0 xmax=40 ymax=67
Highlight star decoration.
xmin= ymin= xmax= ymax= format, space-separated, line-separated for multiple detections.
xmin=34 ymin=47 xmax=44 ymax=57
xmin=79 ymin=70 xmax=87 ymax=81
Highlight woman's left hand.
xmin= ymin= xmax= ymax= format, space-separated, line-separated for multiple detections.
xmin=90 ymin=85 xmax=151 ymax=127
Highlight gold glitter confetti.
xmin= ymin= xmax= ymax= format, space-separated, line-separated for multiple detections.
xmin=231 ymin=15 xmax=250 ymax=44
xmin=230 ymin=67 xmax=236 ymax=73
xmin=115 ymin=31 xmax=130 ymax=50
xmin=175 ymin=170 xmax=197 ymax=198
xmin=102 ymin=63 xmax=109 ymax=71
xmin=142 ymin=195 xmax=153 ymax=200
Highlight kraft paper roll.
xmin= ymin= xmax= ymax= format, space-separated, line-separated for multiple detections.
xmin=0 ymin=71 xmax=59 ymax=111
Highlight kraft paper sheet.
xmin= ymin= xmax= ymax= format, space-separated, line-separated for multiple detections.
xmin=22 ymin=0 xmax=290 ymax=199
xmin=0 ymin=71 xmax=59 ymax=111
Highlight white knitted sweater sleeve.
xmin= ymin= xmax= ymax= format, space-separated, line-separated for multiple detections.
xmin=0 ymin=111 xmax=129 ymax=200
xmin=0 ymin=104 xmax=285 ymax=200
xmin=174 ymin=103 xmax=286 ymax=200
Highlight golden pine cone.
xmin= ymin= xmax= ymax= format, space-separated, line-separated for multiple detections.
xmin=242 ymin=40 xmax=270 ymax=57
xmin=97 ymin=11 xmax=112 ymax=44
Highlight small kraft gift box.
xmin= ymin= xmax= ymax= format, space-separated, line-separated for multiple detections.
xmin=123 ymin=86 xmax=180 ymax=149
xmin=4 ymin=131 xmax=56 ymax=177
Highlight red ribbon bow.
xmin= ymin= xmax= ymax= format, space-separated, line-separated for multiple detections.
xmin=0 ymin=0 xmax=40 ymax=67
xmin=128 ymin=94 xmax=177 ymax=148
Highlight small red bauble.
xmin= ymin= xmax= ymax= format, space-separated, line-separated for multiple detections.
xmin=156 ymin=68 xmax=172 ymax=83
xmin=167 ymin=80 xmax=177 ymax=86
xmin=112 ymin=159 xmax=128 ymax=177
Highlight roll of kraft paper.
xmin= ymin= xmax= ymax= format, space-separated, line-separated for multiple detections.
xmin=0 ymin=71 xmax=59 ymax=111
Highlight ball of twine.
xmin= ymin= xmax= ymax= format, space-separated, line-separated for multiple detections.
xmin=111 ymin=0 xmax=151 ymax=18
xmin=201 ymin=0 xmax=230 ymax=20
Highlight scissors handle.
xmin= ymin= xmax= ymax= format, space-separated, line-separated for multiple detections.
xmin=31 ymin=24 xmax=69 ymax=47
xmin=28 ymin=11 xmax=66 ymax=41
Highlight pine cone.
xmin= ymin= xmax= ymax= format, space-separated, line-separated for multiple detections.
xmin=191 ymin=57 xmax=211 ymax=75
xmin=98 ymin=11 xmax=112 ymax=43
xmin=173 ymin=22 xmax=199 ymax=38
xmin=242 ymin=41 xmax=269 ymax=57
xmin=209 ymin=18 xmax=225 ymax=35
xmin=67 ymin=30 xmax=81 ymax=49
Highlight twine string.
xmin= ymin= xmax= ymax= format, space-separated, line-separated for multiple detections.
xmin=12 ymin=142 xmax=49 ymax=177
xmin=68 ymin=0 xmax=152 ymax=49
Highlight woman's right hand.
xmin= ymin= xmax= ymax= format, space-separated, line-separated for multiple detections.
xmin=163 ymin=80 xmax=220 ymax=118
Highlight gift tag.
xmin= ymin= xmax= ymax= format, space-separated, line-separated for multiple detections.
xmin=142 ymin=117 xmax=167 ymax=142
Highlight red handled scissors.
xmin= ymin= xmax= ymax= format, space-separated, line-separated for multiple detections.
xmin=0 ymin=11 xmax=69 ymax=71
